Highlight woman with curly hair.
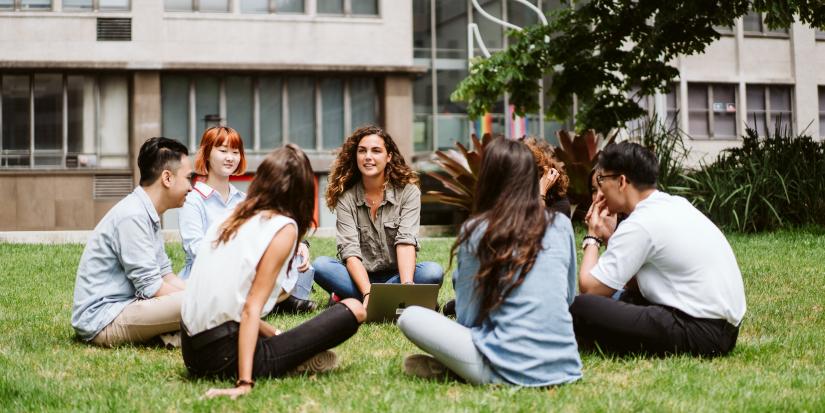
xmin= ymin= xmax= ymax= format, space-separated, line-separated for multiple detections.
xmin=522 ymin=136 xmax=572 ymax=218
xmin=313 ymin=125 xmax=443 ymax=307
xmin=397 ymin=137 xmax=582 ymax=386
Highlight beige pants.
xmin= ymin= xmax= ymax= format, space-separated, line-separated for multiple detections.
xmin=92 ymin=291 xmax=183 ymax=347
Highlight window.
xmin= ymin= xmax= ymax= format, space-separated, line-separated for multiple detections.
xmin=240 ymin=0 xmax=305 ymax=14
xmin=816 ymin=30 xmax=825 ymax=41
xmin=317 ymin=0 xmax=377 ymax=16
xmin=747 ymin=85 xmax=793 ymax=136
xmin=0 ymin=0 xmax=51 ymax=10
xmin=165 ymin=0 xmax=228 ymax=12
xmin=742 ymin=11 xmax=788 ymax=35
xmin=161 ymin=74 xmax=378 ymax=153
xmin=1 ymin=73 xmax=128 ymax=168
xmin=687 ymin=83 xmax=738 ymax=139
xmin=64 ymin=0 xmax=129 ymax=11
xmin=626 ymin=85 xmax=679 ymax=133
xmin=819 ymin=87 xmax=825 ymax=138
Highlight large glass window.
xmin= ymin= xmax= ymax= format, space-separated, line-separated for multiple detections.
xmin=199 ymin=0 xmax=229 ymax=12
xmin=1 ymin=73 xmax=128 ymax=168
xmin=743 ymin=11 xmax=788 ymax=35
xmin=21 ymin=0 xmax=51 ymax=10
xmin=317 ymin=0 xmax=376 ymax=16
xmin=288 ymin=77 xmax=316 ymax=148
xmin=747 ymin=85 xmax=793 ymax=136
xmin=161 ymin=75 xmax=190 ymax=144
xmin=195 ymin=76 xmax=221 ymax=132
xmin=350 ymin=77 xmax=377 ymax=129
xmin=351 ymin=0 xmax=376 ymax=15
xmin=321 ymin=79 xmax=344 ymax=149
xmin=165 ymin=0 xmax=229 ymax=12
xmin=687 ymin=83 xmax=738 ymax=139
xmin=317 ymin=0 xmax=343 ymax=14
xmin=259 ymin=77 xmax=283 ymax=149
xmin=226 ymin=76 xmax=254 ymax=149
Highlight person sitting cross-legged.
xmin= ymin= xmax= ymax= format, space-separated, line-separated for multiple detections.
xmin=71 ymin=137 xmax=193 ymax=347
xmin=572 ymin=141 xmax=747 ymax=357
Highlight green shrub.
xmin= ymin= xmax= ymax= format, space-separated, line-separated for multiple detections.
xmin=684 ymin=126 xmax=825 ymax=232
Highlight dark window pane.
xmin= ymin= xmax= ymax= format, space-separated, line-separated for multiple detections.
xmin=259 ymin=77 xmax=282 ymax=149
xmin=713 ymin=84 xmax=736 ymax=105
xmin=161 ymin=75 xmax=190 ymax=145
xmin=194 ymin=76 xmax=220 ymax=133
xmin=240 ymin=0 xmax=268 ymax=13
xmin=352 ymin=0 xmax=377 ymax=15
xmin=413 ymin=0 xmax=431 ymax=57
xmin=508 ymin=0 xmax=539 ymax=30
xmin=165 ymin=0 xmax=192 ymax=11
xmin=747 ymin=85 xmax=765 ymax=110
xmin=67 ymin=75 xmax=95 ymax=154
xmin=287 ymin=77 xmax=316 ymax=149
xmin=714 ymin=113 xmax=736 ymax=137
xmin=317 ymin=0 xmax=343 ymax=14
xmin=747 ymin=113 xmax=767 ymax=136
xmin=2 ymin=75 xmax=30 ymax=152
xmin=437 ymin=1 xmax=468 ymax=58
xmin=350 ymin=78 xmax=377 ymax=129
xmin=21 ymin=0 xmax=51 ymax=10
xmin=413 ymin=72 xmax=432 ymax=114
xmin=226 ymin=76 xmax=254 ymax=149
xmin=275 ymin=0 xmax=303 ymax=13
xmin=33 ymin=74 xmax=63 ymax=151
xmin=321 ymin=79 xmax=344 ymax=150
xmin=473 ymin=0 xmax=503 ymax=52
xmin=0 ymin=0 xmax=14 ymax=9
xmin=689 ymin=112 xmax=709 ymax=137
xmin=437 ymin=69 xmax=468 ymax=113
xmin=742 ymin=12 xmax=762 ymax=32
xmin=688 ymin=84 xmax=707 ymax=110
xmin=769 ymin=86 xmax=791 ymax=111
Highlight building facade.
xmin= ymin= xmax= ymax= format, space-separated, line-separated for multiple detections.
xmin=2 ymin=0 xmax=824 ymax=231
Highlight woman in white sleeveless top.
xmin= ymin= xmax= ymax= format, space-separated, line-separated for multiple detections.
xmin=181 ymin=145 xmax=366 ymax=399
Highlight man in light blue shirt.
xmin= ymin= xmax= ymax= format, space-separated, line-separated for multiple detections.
xmin=72 ymin=137 xmax=193 ymax=347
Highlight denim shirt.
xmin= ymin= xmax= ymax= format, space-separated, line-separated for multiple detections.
xmin=454 ymin=214 xmax=583 ymax=387
xmin=178 ymin=181 xmax=245 ymax=279
xmin=335 ymin=183 xmax=420 ymax=273
xmin=71 ymin=186 xmax=173 ymax=341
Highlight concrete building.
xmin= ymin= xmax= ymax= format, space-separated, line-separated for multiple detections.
xmin=1 ymin=0 xmax=824 ymax=231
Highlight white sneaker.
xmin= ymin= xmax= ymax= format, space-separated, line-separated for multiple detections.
xmin=403 ymin=354 xmax=449 ymax=379
xmin=293 ymin=350 xmax=339 ymax=374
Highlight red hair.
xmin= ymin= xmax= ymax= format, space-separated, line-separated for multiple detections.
xmin=194 ymin=126 xmax=247 ymax=176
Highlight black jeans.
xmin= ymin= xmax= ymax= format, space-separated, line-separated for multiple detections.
xmin=569 ymin=290 xmax=739 ymax=357
xmin=181 ymin=303 xmax=360 ymax=379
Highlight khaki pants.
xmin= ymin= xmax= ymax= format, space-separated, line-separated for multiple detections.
xmin=92 ymin=291 xmax=183 ymax=347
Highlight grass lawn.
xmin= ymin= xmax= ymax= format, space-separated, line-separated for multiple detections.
xmin=1 ymin=228 xmax=825 ymax=412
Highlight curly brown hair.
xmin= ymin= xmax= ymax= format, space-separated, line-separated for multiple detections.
xmin=521 ymin=136 xmax=569 ymax=202
xmin=325 ymin=125 xmax=419 ymax=210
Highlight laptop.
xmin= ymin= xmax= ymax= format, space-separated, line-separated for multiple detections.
xmin=365 ymin=283 xmax=440 ymax=323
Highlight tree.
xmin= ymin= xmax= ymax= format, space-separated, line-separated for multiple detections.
xmin=451 ymin=1 xmax=825 ymax=134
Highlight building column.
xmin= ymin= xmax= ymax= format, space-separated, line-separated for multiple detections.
xmin=383 ymin=75 xmax=414 ymax=163
xmin=790 ymin=24 xmax=819 ymax=139
xmin=131 ymin=72 xmax=162 ymax=184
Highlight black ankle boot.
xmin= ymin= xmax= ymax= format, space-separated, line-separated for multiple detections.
xmin=273 ymin=295 xmax=318 ymax=314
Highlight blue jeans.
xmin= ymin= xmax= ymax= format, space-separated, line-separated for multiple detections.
xmin=312 ymin=256 xmax=444 ymax=299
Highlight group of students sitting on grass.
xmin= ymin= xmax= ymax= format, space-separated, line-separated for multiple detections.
xmin=71 ymin=124 xmax=746 ymax=398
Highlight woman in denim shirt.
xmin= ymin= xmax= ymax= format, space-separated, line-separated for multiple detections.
xmin=313 ymin=125 xmax=443 ymax=307
xmin=397 ymin=138 xmax=582 ymax=386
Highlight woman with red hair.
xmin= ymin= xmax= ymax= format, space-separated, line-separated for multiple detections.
xmin=178 ymin=126 xmax=317 ymax=313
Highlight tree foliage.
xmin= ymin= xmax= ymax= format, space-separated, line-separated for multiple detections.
xmin=451 ymin=1 xmax=825 ymax=134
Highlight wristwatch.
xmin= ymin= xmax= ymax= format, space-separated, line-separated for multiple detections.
xmin=581 ymin=235 xmax=603 ymax=250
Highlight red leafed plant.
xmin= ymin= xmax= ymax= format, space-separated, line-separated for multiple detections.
xmin=422 ymin=133 xmax=493 ymax=211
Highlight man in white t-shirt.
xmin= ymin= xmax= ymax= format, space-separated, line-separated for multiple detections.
xmin=571 ymin=142 xmax=746 ymax=357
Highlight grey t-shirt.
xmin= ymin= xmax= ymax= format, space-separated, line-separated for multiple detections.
xmin=335 ymin=182 xmax=421 ymax=273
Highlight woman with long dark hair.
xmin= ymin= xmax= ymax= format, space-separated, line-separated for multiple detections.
xmin=181 ymin=145 xmax=365 ymax=399
xmin=313 ymin=125 xmax=443 ymax=306
xmin=397 ymin=138 xmax=582 ymax=386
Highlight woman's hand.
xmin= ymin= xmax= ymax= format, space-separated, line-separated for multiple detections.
xmin=204 ymin=385 xmax=252 ymax=400
xmin=539 ymin=168 xmax=560 ymax=198
xmin=296 ymin=243 xmax=311 ymax=272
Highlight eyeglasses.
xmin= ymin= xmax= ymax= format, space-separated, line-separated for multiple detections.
xmin=596 ymin=173 xmax=622 ymax=187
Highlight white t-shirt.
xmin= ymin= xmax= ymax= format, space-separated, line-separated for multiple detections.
xmin=182 ymin=212 xmax=297 ymax=336
xmin=591 ymin=191 xmax=747 ymax=326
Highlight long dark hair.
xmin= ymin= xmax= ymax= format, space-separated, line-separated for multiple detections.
xmin=325 ymin=125 xmax=419 ymax=210
xmin=451 ymin=137 xmax=552 ymax=325
xmin=214 ymin=145 xmax=316 ymax=267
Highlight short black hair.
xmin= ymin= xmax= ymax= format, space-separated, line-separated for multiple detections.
xmin=597 ymin=141 xmax=658 ymax=189
xmin=138 ymin=137 xmax=189 ymax=186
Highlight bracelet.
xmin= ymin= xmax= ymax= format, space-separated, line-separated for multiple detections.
xmin=235 ymin=379 xmax=255 ymax=388
xmin=583 ymin=235 xmax=604 ymax=246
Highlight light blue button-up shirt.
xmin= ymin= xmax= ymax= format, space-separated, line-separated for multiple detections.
xmin=71 ymin=186 xmax=173 ymax=341
xmin=454 ymin=213 xmax=583 ymax=387
xmin=178 ymin=181 xmax=245 ymax=279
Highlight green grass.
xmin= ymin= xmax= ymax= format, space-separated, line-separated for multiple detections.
xmin=1 ymin=229 xmax=825 ymax=412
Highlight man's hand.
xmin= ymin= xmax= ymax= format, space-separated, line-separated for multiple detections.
xmin=587 ymin=199 xmax=618 ymax=241
xmin=296 ymin=243 xmax=311 ymax=272
xmin=204 ymin=385 xmax=252 ymax=400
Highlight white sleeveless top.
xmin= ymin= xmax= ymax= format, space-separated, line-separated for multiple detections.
xmin=182 ymin=212 xmax=297 ymax=335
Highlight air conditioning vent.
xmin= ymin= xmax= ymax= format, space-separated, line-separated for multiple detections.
xmin=94 ymin=175 xmax=133 ymax=199
xmin=97 ymin=18 xmax=131 ymax=41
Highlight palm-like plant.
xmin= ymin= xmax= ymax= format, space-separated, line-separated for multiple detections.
xmin=553 ymin=129 xmax=616 ymax=215
xmin=422 ymin=133 xmax=493 ymax=211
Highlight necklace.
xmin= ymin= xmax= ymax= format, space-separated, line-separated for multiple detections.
xmin=366 ymin=193 xmax=383 ymax=207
